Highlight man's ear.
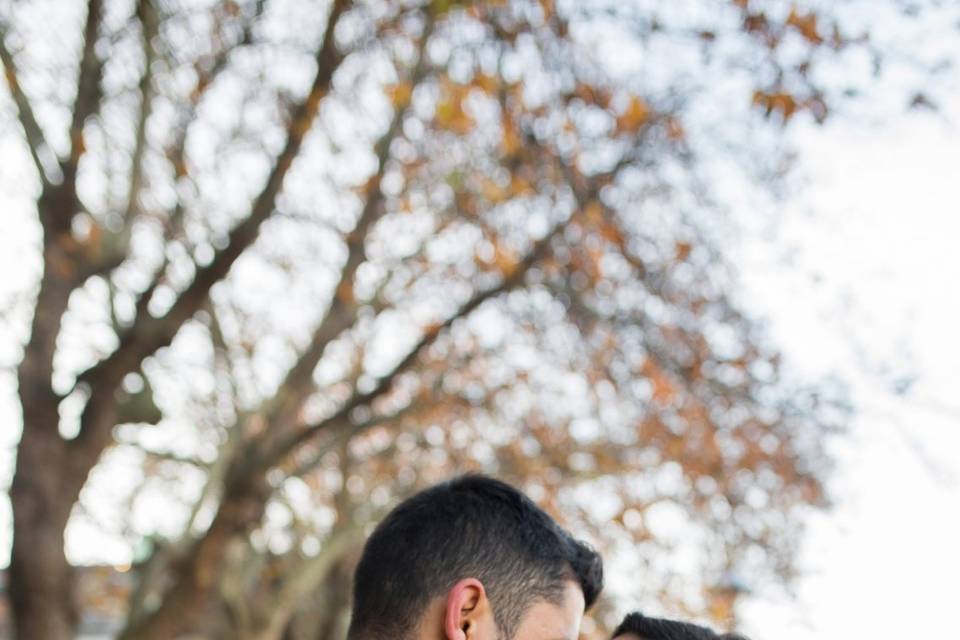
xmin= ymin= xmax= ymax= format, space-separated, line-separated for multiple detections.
xmin=443 ymin=578 xmax=490 ymax=640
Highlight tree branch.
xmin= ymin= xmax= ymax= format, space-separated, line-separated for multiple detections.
xmin=0 ymin=22 xmax=53 ymax=188
xmin=72 ymin=0 xmax=353 ymax=458
xmin=255 ymin=522 xmax=363 ymax=638
xmin=119 ymin=440 xmax=210 ymax=468
xmin=61 ymin=0 xmax=105 ymax=194
xmin=287 ymin=400 xmax=422 ymax=479
xmin=176 ymin=306 xmax=245 ymax=540
xmin=263 ymin=17 xmax=434 ymax=436
xmin=164 ymin=0 xmax=266 ymax=185
xmin=79 ymin=0 xmax=161 ymax=280
xmin=123 ymin=0 xmax=159 ymax=223
xmin=261 ymin=217 xmax=565 ymax=466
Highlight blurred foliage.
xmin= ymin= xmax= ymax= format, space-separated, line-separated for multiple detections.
xmin=2 ymin=0 xmax=949 ymax=638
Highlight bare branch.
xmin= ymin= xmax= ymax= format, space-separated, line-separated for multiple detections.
xmin=262 ymin=217 xmax=566 ymax=466
xmin=288 ymin=400 xmax=422 ymax=479
xmin=61 ymin=0 xmax=105 ymax=195
xmin=164 ymin=0 xmax=267 ymax=185
xmin=108 ymin=2 xmax=269 ymax=297
xmin=0 ymin=23 xmax=53 ymax=188
xmin=264 ymin=17 xmax=434 ymax=435
xmin=267 ymin=149 xmax=627 ymax=472
xmin=253 ymin=522 xmax=363 ymax=638
xmin=117 ymin=439 xmax=210 ymax=468
xmin=72 ymin=0 xmax=353 ymax=456
xmin=75 ymin=0 xmax=161 ymax=282
xmin=123 ymin=0 xmax=159 ymax=223
xmin=176 ymin=307 xmax=245 ymax=540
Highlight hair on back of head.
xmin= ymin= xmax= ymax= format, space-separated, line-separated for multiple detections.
xmin=612 ymin=612 xmax=751 ymax=640
xmin=347 ymin=475 xmax=603 ymax=640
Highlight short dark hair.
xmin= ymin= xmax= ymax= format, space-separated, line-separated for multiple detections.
xmin=612 ymin=612 xmax=749 ymax=640
xmin=348 ymin=475 xmax=603 ymax=640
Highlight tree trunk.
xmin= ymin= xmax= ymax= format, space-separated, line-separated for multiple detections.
xmin=9 ymin=425 xmax=76 ymax=640
xmin=9 ymin=220 xmax=86 ymax=640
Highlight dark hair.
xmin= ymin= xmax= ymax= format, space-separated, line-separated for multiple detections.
xmin=348 ymin=475 xmax=603 ymax=640
xmin=612 ymin=612 xmax=750 ymax=640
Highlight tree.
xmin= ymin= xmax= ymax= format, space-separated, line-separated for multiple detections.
xmin=0 ymin=0 xmax=937 ymax=638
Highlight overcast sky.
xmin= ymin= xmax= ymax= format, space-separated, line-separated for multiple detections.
xmin=734 ymin=106 xmax=960 ymax=639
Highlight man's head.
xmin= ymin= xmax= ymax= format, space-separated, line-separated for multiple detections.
xmin=611 ymin=612 xmax=749 ymax=640
xmin=347 ymin=475 xmax=603 ymax=640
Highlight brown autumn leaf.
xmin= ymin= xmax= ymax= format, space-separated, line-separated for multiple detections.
xmin=573 ymin=82 xmax=612 ymax=108
xmin=479 ymin=176 xmax=508 ymax=203
xmin=501 ymin=114 xmax=523 ymax=157
xmin=786 ymin=7 xmax=823 ymax=45
xmin=508 ymin=174 xmax=534 ymax=197
xmin=742 ymin=11 xmax=770 ymax=37
xmin=752 ymin=90 xmax=799 ymax=121
xmin=616 ymin=95 xmax=651 ymax=134
xmin=385 ymin=81 xmax=413 ymax=107
xmin=583 ymin=199 xmax=604 ymax=224
xmin=471 ymin=73 xmax=499 ymax=94
xmin=435 ymin=81 xmax=476 ymax=134
xmin=642 ymin=359 xmax=678 ymax=404
xmin=493 ymin=241 xmax=519 ymax=275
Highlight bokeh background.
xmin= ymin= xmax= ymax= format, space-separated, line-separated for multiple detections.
xmin=1 ymin=1 xmax=958 ymax=639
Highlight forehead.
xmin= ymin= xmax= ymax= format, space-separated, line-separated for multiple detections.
xmin=513 ymin=581 xmax=586 ymax=640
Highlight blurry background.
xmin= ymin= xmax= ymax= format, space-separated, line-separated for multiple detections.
xmin=0 ymin=1 xmax=957 ymax=639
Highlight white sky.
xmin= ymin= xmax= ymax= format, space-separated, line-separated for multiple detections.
xmin=734 ymin=108 xmax=960 ymax=639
